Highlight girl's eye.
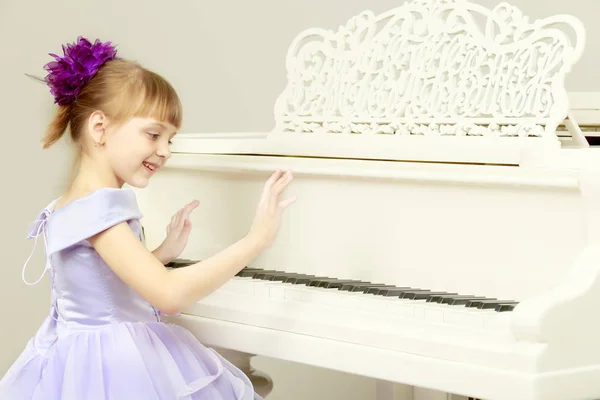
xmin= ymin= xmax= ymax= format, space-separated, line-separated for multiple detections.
xmin=147 ymin=132 xmax=159 ymax=140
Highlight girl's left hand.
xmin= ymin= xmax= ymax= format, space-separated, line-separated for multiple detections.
xmin=152 ymin=200 xmax=199 ymax=264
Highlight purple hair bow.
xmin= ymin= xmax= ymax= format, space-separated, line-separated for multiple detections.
xmin=42 ymin=36 xmax=118 ymax=105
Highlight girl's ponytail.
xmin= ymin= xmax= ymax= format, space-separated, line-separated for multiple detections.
xmin=37 ymin=36 xmax=181 ymax=155
xmin=42 ymin=105 xmax=70 ymax=149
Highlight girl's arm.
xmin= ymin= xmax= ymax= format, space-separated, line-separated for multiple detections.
xmin=89 ymin=170 xmax=296 ymax=315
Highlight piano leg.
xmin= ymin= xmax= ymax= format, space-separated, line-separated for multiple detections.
xmin=213 ymin=347 xmax=273 ymax=397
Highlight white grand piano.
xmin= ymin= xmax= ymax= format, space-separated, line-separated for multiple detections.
xmin=134 ymin=0 xmax=600 ymax=398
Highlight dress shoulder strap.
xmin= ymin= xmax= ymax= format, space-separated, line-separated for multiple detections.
xmin=45 ymin=187 xmax=143 ymax=255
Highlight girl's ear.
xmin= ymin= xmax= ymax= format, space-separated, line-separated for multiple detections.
xmin=87 ymin=110 xmax=108 ymax=146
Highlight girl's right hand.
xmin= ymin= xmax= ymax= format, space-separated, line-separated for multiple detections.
xmin=247 ymin=170 xmax=297 ymax=250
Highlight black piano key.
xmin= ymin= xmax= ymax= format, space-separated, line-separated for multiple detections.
xmin=237 ymin=270 xmax=261 ymax=278
xmin=374 ymin=287 xmax=416 ymax=296
xmin=352 ymin=285 xmax=399 ymax=293
xmin=238 ymin=269 xmax=280 ymax=278
xmin=306 ymin=278 xmax=330 ymax=287
xmin=365 ymin=286 xmax=405 ymax=295
xmin=408 ymin=291 xmax=457 ymax=300
xmin=319 ymin=281 xmax=357 ymax=289
xmin=449 ymin=296 xmax=490 ymax=305
xmin=427 ymin=292 xmax=468 ymax=304
xmin=495 ymin=303 xmax=517 ymax=312
xmin=271 ymin=274 xmax=314 ymax=282
xmin=286 ymin=276 xmax=329 ymax=284
xmin=476 ymin=300 xmax=518 ymax=310
xmin=430 ymin=295 xmax=479 ymax=304
xmin=307 ymin=278 xmax=344 ymax=287
xmin=318 ymin=280 xmax=364 ymax=288
xmin=255 ymin=272 xmax=297 ymax=280
xmin=426 ymin=295 xmax=443 ymax=302
xmin=398 ymin=289 xmax=436 ymax=299
xmin=338 ymin=283 xmax=388 ymax=292
xmin=465 ymin=299 xmax=506 ymax=308
xmin=165 ymin=259 xmax=197 ymax=268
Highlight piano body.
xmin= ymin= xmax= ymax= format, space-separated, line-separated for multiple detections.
xmin=134 ymin=0 xmax=600 ymax=399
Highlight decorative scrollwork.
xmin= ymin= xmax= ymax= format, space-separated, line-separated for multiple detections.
xmin=272 ymin=0 xmax=585 ymax=139
xmin=280 ymin=120 xmax=545 ymax=137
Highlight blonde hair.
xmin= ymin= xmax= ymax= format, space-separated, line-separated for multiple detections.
xmin=42 ymin=58 xmax=183 ymax=179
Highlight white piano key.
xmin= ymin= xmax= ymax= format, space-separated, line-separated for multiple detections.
xmin=441 ymin=307 xmax=495 ymax=328
xmin=221 ymin=278 xmax=255 ymax=294
xmin=247 ymin=280 xmax=289 ymax=299
xmin=385 ymin=299 xmax=417 ymax=317
xmin=291 ymin=285 xmax=342 ymax=306
xmin=255 ymin=282 xmax=274 ymax=297
xmin=423 ymin=307 xmax=444 ymax=322
xmin=284 ymin=286 xmax=305 ymax=301
xmin=268 ymin=284 xmax=286 ymax=300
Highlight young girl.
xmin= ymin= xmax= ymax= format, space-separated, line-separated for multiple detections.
xmin=0 ymin=36 xmax=296 ymax=399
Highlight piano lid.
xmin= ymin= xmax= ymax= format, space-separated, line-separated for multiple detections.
xmin=173 ymin=0 xmax=592 ymax=166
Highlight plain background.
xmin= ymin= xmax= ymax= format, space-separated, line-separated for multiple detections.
xmin=1 ymin=0 xmax=598 ymax=398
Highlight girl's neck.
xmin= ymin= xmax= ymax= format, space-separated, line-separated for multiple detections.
xmin=68 ymin=155 xmax=123 ymax=195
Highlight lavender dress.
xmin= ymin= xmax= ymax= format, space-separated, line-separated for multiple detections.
xmin=0 ymin=187 xmax=261 ymax=400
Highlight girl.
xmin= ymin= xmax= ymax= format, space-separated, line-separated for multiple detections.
xmin=0 ymin=36 xmax=296 ymax=399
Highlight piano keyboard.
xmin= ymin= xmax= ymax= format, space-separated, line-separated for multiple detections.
xmin=165 ymin=258 xmax=528 ymax=377
xmin=167 ymin=259 xmax=519 ymax=324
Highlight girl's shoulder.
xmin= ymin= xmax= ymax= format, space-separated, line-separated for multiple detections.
xmin=41 ymin=187 xmax=143 ymax=255
xmin=51 ymin=187 xmax=140 ymax=216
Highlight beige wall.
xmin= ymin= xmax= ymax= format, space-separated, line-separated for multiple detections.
xmin=0 ymin=0 xmax=598 ymax=399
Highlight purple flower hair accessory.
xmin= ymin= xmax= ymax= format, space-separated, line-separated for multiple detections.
xmin=43 ymin=36 xmax=118 ymax=106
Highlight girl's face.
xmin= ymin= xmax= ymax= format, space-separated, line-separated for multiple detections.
xmin=102 ymin=116 xmax=177 ymax=188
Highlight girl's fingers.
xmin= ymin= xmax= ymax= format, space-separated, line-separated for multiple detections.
xmin=261 ymin=170 xmax=283 ymax=203
xmin=270 ymin=171 xmax=292 ymax=202
xmin=172 ymin=200 xmax=199 ymax=232
xmin=177 ymin=201 xmax=198 ymax=233
xmin=279 ymin=195 xmax=297 ymax=209
xmin=175 ymin=203 xmax=187 ymax=226
xmin=182 ymin=218 xmax=192 ymax=235
xmin=182 ymin=200 xmax=199 ymax=221
xmin=264 ymin=170 xmax=283 ymax=191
